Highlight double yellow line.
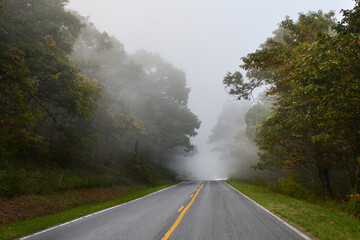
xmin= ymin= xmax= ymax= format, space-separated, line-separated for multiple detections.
xmin=161 ymin=181 xmax=206 ymax=240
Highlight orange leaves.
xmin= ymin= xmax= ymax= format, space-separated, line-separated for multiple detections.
xmin=292 ymin=133 xmax=303 ymax=138
xmin=46 ymin=38 xmax=57 ymax=48
xmin=283 ymin=160 xmax=297 ymax=166
xmin=344 ymin=194 xmax=360 ymax=202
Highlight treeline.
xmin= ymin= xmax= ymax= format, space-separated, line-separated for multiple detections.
xmin=0 ymin=0 xmax=200 ymax=195
xmin=224 ymin=2 xmax=360 ymax=198
xmin=207 ymin=102 xmax=258 ymax=179
xmin=207 ymin=99 xmax=279 ymax=180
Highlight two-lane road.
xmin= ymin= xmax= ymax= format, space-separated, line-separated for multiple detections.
xmin=21 ymin=181 xmax=312 ymax=240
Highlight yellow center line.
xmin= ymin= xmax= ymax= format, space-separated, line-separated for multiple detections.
xmin=161 ymin=181 xmax=206 ymax=240
xmin=190 ymin=194 xmax=194 ymax=198
xmin=177 ymin=206 xmax=184 ymax=212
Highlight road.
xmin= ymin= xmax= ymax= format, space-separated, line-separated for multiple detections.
xmin=21 ymin=181 xmax=312 ymax=240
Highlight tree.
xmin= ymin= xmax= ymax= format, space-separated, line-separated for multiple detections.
xmin=0 ymin=0 xmax=101 ymax=161
xmin=70 ymin=18 xmax=200 ymax=171
xmin=130 ymin=50 xmax=200 ymax=152
xmin=245 ymin=100 xmax=270 ymax=141
xmin=222 ymin=10 xmax=360 ymax=198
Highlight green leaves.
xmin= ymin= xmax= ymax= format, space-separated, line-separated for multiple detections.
xmin=0 ymin=0 xmax=101 ymax=161
xmin=225 ymin=5 xmax=360 ymax=196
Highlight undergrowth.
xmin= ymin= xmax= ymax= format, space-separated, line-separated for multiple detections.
xmin=250 ymin=177 xmax=360 ymax=220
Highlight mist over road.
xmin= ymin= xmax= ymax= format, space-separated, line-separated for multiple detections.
xmin=22 ymin=181 xmax=311 ymax=240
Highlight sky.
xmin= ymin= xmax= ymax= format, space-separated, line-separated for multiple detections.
xmin=67 ymin=0 xmax=355 ymax=179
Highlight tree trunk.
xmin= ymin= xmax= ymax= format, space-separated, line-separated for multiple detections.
xmin=319 ymin=167 xmax=333 ymax=200
xmin=354 ymin=162 xmax=360 ymax=194
xmin=134 ymin=140 xmax=139 ymax=159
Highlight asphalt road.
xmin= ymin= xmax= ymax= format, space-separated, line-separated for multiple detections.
xmin=21 ymin=181 xmax=312 ymax=240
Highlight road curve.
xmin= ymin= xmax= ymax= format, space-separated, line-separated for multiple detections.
xmin=20 ymin=181 xmax=312 ymax=240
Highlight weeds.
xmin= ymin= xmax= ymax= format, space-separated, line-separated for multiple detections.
xmin=0 ymin=166 xmax=133 ymax=198
xmin=251 ymin=177 xmax=360 ymax=219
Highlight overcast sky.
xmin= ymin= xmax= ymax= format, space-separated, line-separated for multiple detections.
xmin=67 ymin=0 xmax=355 ymax=178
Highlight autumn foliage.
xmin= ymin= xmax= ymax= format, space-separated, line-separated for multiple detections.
xmin=0 ymin=0 xmax=199 ymax=197
xmin=224 ymin=3 xmax=360 ymax=198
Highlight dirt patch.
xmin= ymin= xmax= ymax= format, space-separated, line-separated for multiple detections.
xmin=0 ymin=185 xmax=143 ymax=225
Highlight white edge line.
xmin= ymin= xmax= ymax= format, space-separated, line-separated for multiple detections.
xmin=19 ymin=182 xmax=184 ymax=240
xmin=223 ymin=181 xmax=312 ymax=240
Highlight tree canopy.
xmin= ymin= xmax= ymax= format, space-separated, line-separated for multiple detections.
xmin=0 ymin=0 xmax=100 ymax=159
xmin=0 ymin=0 xmax=200 ymax=185
xmin=224 ymin=3 xmax=360 ymax=196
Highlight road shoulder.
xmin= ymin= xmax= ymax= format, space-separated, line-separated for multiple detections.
xmin=225 ymin=180 xmax=360 ymax=240
xmin=0 ymin=182 xmax=179 ymax=240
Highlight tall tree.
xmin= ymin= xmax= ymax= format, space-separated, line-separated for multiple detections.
xmin=0 ymin=0 xmax=100 ymax=160
xmin=70 ymin=18 xmax=200 ymax=170
xmin=223 ymin=10 xmax=358 ymax=198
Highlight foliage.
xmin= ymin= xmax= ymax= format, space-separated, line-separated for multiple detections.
xmin=268 ymin=178 xmax=315 ymax=201
xmin=0 ymin=170 xmax=25 ymax=198
xmin=0 ymin=160 xmax=132 ymax=198
xmin=224 ymin=4 xmax=360 ymax=198
xmin=1 ymin=0 xmax=199 ymax=196
xmin=125 ymin=153 xmax=161 ymax=183
xmin=207 ymin=102 xmax=274 ymax=180
xmin=341 ymin=198 xmax=360 ymax=218
xmin=70 ymin=17 xmax=200 ymax=174
xmin=130 ymin=50 xmax=200 ymax=151
xmin=0 ymin=0 xmax=101 ymax=162
xmin=244 ymin=102 xmax=270 ymax=140
xmin=0 ymin=44 xmax=43 ymax=158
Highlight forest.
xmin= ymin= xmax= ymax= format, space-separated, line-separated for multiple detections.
xmin=1 ymin=1 xmax=360 ymax=239
xmin=0 ymin=0 xmax=200 ymax=198
xmin=1 ymin=0 xmax=360 ymax=215
xmin=224 ymin=2 xmax=360 ymax=202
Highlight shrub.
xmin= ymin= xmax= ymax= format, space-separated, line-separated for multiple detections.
xmin=276 ymin=178 xmax=313 ymax=200
xmin=346 ymin=199 xmax=360 ymax=218
xmin=0 ymin=170 xmax=25 ymax=197
xmin=125 ymin=154 xmax=161 ymax=184
xmin=260 ymin=178 xmax=317 ymax=201
xmin=340 ymin=195 xmax=360 ymax=218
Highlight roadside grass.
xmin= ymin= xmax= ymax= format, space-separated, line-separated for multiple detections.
xmin=226 ymin=180 xmax=360 ymax=240
xmin=0 ymin=182 xmax=177 ymax=240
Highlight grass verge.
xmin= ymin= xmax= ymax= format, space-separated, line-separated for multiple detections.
xmin=226 ymin=180 xmax=360 ymax=240
xmin=0 ymin=182 xmax=177 ymax=240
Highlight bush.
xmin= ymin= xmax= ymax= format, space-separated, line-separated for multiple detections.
xmin=0 ymin=170 xmax=25 ymax=198
xmin=276 ymin=178 xmax=313 ymax=200
xmin=125 ymin=154 xmax=161 ymax=184
xmin=260 ymin=178 xmax=317 ymax=201
xmin=340 ymin=194 xmax=360 ymax=218
xmin=0 ymin=164 xmax=134 ymax=198
xmin=344 ymin=199 xmax=360 ymax=218
xmin=253 ymin=178 xmax=268 ymax=187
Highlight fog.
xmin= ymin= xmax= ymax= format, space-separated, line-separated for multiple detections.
xmin=67 ymin=0 xmax=355 ymax=180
